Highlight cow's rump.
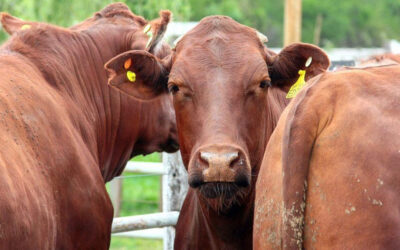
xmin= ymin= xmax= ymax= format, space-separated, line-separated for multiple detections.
xmin=254 ymin=65 xmax=400 ymax=249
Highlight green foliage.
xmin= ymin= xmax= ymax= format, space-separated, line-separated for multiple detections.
xmin=302 ymin=0 xmax=400 ymax=47
xmin=186 ymin=0 xmax=285 ymax=47
xmin=186 ymin=0 xmax=400 ymax=47
xmin=0 ymin=0 xmax=191 ymax=42
xmin=1 ymin=0 xmax=399 ymax=47
xmin=132 ymin=152 xmax=161 ymax=162
xmin=126 ymin=0 xmax=191 ymax=21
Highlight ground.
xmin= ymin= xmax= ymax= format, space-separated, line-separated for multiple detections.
xmin=106 ymin=153 xmax=163 ymax=250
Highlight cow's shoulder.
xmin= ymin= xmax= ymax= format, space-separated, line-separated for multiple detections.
xmin=286 ymin=64 xmax=400 ymax=136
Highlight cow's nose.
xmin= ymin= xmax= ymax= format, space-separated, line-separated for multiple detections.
xmin=195 ymin=145 xmax=250 ymax=184
xmin=200 ymin=151 xmax=239 ymax=173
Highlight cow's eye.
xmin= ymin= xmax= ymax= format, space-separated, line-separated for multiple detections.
xmin=259 ymin=80 xmax=271 ymax=89
xmin=169 ymin=84 xmax=180 ymax=94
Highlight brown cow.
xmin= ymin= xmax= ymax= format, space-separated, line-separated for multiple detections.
xmin=254 ymin=65 xmax=400 ymax=249
xmin=105 ymin=16 xmax=329 ymax=249
xmin=0 ymin=3 xmax=177 ymax=249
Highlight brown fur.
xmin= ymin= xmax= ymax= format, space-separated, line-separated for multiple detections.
xmin=0 ymin=3 xmax=177 ymax=249
xmin=254 ymin=65 xmax=400 ymax=249
xmin=362 ymin=53 xmax=400 ymax=64
xmin=106 ymin=15 xmax=329 ymax=249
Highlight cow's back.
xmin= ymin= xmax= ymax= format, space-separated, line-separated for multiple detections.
xmin=0 ymin=54 xmax=112 ymax=249
xmin=254 ymin=65 xmax=400 ymax=249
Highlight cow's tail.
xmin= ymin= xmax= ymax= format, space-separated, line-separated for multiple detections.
xmin=281 ymin=83 xmax=321 ymax=250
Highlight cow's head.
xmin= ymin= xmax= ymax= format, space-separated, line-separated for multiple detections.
xmin=1 ymin=3 xmax=179 ymax=161
xmin=105 ymin=16 xmax=329 ymax=211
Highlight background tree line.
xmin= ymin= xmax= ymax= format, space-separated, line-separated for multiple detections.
xmin=0 ymin=0 xmax=399 ymax=48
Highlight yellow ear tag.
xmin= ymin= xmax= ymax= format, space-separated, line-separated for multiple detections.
xmin=20 ymin=24 xmax=31 ymax=30
xmin=143 ymin=24 xmax=151 ymax=34
xmin=286 ymin=70 xmax=306 ymax=99
xmin=126 ymin=71 xmax=136 ymax=82
xmin=124 ymin=58 xmax=132 ymax=70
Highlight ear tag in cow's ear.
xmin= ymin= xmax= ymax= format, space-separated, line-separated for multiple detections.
xmin=126 ymin=71 xmax=136 ymax=82
xmin=124 ymin=58 xmax=132 ymax=70
xmin=286 ymin=70 xmax=306 ymax=99
xmin=305 ymin=57 xmax=313 ymax=67
xmin=20 ymin=24 xmax=31 ymax=30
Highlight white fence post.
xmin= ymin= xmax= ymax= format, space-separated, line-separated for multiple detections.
xmin=162 ymin=152 xmax=188 ymax=250
xmin=109 ymin=178 xmax=122 ymax=217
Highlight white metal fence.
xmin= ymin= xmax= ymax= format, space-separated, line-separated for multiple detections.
xmin=109 ymin=152 xmax=188 ymax=250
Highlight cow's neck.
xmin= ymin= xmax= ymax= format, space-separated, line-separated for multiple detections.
xmin=265 ymin=86 xmax=291 ymax=140
xmin=9 ymin=27 xmax=143 ymax=181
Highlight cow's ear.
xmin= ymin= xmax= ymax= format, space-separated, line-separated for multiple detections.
xmin=145 ymin=10 xmax=171 ymax=54
xmin=0 ymin=13 xmax=32 ymax=35
xmin=267 ymin=43 xmax=330 ymax=91
xmin=104 ymin=50 xmax=171 ymax=100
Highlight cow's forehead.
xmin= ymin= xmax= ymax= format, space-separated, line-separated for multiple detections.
xmin=170 ymin=47 xmax=268 ymax=89
xmin=169 ymin=16 xmax=268 ymax=86
xmin=176 ymin=16 xmax=261 ymax=50
xmin=173 ymin=43 xmax=265 ymax=71
xmin=171 ymin=32 xmax=266 ymax=83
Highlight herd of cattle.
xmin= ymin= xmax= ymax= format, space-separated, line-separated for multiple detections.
xmin=0 ymin=3 xmax=398 ymax=250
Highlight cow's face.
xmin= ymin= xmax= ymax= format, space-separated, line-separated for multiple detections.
xmin=105 ymin=16 xmax=329 ymax=211
xmin=167 ymin=19 xmax=271 ymax=207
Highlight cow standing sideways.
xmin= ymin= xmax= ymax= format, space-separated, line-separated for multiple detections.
xmin=0 ymin=3 xmax=178 ymax=249
xmin=105 ymin=16 xmax=329 ymax=249
xmin=254 ymin=65 xmax=400 ymax=249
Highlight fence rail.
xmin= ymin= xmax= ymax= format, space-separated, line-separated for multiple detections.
xmin=113 ymin=228 xmax=164 ymax=239
xmin=112 ymin=212 xmax=180 ymax=233
xmin=124 ymin=161 xmax=165 ymax=175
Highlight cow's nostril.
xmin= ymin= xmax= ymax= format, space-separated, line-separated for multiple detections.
xmin=235 ymin=173 xmax=250 ymax=187
xmin=188 ymin=173 xmax=204 ymax=188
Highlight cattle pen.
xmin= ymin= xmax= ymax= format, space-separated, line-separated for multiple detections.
xmin=108 ymin=152 xmax=188 ymax=250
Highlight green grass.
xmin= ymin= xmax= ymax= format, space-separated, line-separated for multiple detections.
xmin=109 ymin=238 xmax=162 ymax=250
xmin=106 ymin=153 xmax=163 ymax=250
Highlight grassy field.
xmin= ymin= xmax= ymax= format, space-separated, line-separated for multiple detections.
xmin=106 ymin=153 xmax=163 ymax=250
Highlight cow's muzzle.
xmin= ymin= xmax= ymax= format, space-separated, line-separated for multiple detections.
xmin=188 ymin=144 xmax=251 ymax=189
